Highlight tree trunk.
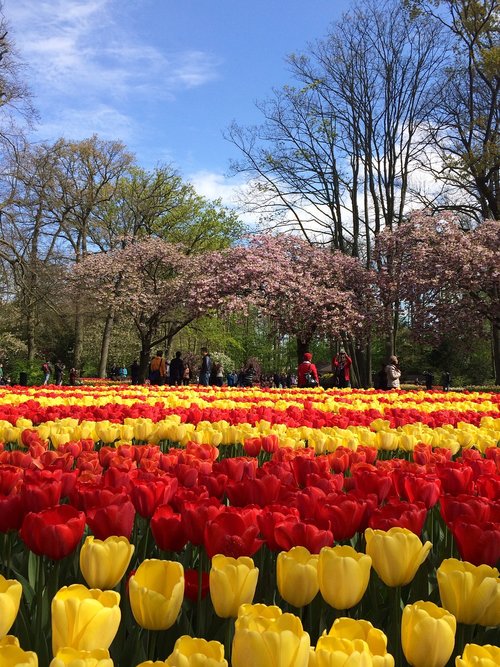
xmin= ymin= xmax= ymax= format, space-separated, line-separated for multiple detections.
xmin=296 ymin=336 xmax=312 ymax=367
xmin=73 ymin=299 xmax=84 ymax=371
xmin=492 ymin=321 xmax=500 ymax=386
xmin=98 ymin=306 xmax=115 ymax=378
xmin=26 ymin=305 xmax=36 ymax=362
xmin=139 ymin=332 xmax=154 ymax=384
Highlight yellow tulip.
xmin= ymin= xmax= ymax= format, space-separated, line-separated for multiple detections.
xmin=401 ymin=601 xmax=455 ymax=667
xmin=232 ymin=606 xmax=310 ymax=667
xmin=436 ymin=558 xmax=500 ymax=626
xmin=51 ymin=585 xmax=121 ymax=654
xmin=313 ymin=636 xmax=374 ymax=666
xmin=277 ymin=547 xmax=319 ymax=608
xmin=50 ymin=431 xmax=71 ymax=449
xmin=136 ymin=662 xmax=168 ymax=667
xmin=129 ymin=559 xmax=184 ymax=630
xmin=49 ymin=648 xmax=113 ymax=667
xmin=325 ymin=618 xmax=394 ymax=667
xmin=237 ymin=603 xmax=283 ymax=627
xmin=0 ymin=643 xmax=38 ymax=667
xmin=318 ymin=546 xmax=372 ymax=610
xmin=0 ymin=638 xmax=19 ymax=647
xmin=209 ymin=555 xmax=259 ymax=618
xmin=164 ymin=636 xmax=228 ymax=667
xmin=455 ymin=644 xmax=500 ymax=667
xmin=364 ymin=527 xmax=431 ymax=587
xmin=79 ymin=536 xmax=134 ymax=590
xmin=0 ymin=576 xmax=22 ymax=639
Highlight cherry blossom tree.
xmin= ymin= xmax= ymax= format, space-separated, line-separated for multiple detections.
xmin=376 ymin=211 xmax=500 ymax=382
xmin=222 ymin=234 xmax=377 ymax=382
xmin=75 ymin=238 xmax=230 ymax=381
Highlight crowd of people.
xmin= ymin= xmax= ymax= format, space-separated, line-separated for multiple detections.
xmin=0 ymin=347 xmax=454 ymax=390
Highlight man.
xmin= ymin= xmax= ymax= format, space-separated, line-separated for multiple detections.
xmin=199 ymin=347 xmax=212 ymax=386
xmin=169 ymin=351 xmax=184 ymax=386
xmin=149 ymin=351 xmax=166 ymax=385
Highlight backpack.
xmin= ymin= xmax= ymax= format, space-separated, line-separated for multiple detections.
xmin=304 ymin=364 xmax=318 ymax=387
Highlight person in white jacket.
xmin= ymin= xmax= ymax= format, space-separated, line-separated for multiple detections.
xmin=385 ymin=355 xmax=401 ymax=389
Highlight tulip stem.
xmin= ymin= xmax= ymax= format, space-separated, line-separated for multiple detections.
xmin=393 ymin=586 xmax=403 ymax=667
xmin=224 ymin=618 xmax=235 ymax=663
xmin=34 ymin=554 xmax=49 ymax=667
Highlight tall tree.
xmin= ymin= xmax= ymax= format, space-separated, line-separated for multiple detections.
xmin=227 ymin=0 xmax=445 ymax=257
xmin=408 ymin=0 xmax=499 ymax=220
xmin=45 ymin=136 xmax=133 ymax=369
xmin=376 ymin=212 xmax=500 ymax=382
xmin=75 ymin=238 xmax=233 ymax=381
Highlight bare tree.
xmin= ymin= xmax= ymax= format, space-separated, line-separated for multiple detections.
xmin=408 ymin=0 xmax=499 ymax=221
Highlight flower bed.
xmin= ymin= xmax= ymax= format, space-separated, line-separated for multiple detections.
xmin=0 ymin=385 xmax=498 ymax=666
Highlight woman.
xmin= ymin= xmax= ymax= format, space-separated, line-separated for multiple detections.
xmin=332 ymin=349 xmax=352 ymax=388
xmin=297 ymin=352 xmax=319 ymax=388
xmin=385 ymin=355 xmax=401 ymax=389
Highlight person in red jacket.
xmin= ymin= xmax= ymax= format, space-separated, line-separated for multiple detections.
xmin=332 ymin=349 xmax=352 ymax=388
xmin=297 ymin=352 xmax=320 ymax=388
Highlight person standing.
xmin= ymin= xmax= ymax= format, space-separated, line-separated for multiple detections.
xmin=332 ymin=349 xmax=352 ymax=388
xmin=54 ymin=361 xmax=65 ymax=386
xmin=214 ymin=362 xmax=224 ymax=387
xmin=297 ymin=352 xmax=319 ymax=388
xmin=41 ymin=360 xmax=52 ymax=385
xmin=130 ymin=360 xmax=140 ymax=385
xmin=199 ymin=348 xmax=212 ymax=386
xmin=149 ymin=351 xmax=166 ymax=385
xmin=182 ymin=363 xmax=191 ymax=385
xmin=169 ymin=351 xmax=184 ymax=386
xmin=385 ymin=355 xmax=401 ymax=389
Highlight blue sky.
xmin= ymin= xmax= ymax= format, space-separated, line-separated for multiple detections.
xmin=5 ymin=0 xmax=352 ymax=203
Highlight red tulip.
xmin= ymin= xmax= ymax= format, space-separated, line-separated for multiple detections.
xmin=451 ymin=519 xmax=500 ymax=567
xmin=274 ymin=516 xmax=333 ymax=553
xmin=203 ymin=510 xmax=263 ymax=559
xmin=476 ymin=474 xmax=500 ymax=501
xmin=20 ymin=473 xmax=62 ymax=513
xmin=181 ymin=498 xmax=222 ymax=546
xmin=198 ymin=472 xmax=228 ymax=499
xmin=328 ymin=448 xmax=351 ymax=473
xmin=435 ymin=461 xmax=474 ymax=495
xmin=257 ymin=505 xmax=301 ymax=552
xmin=0 ymin=489 xmax=24 ymax=532
xmin=261 ymin=434 xmax=279 ymax=453
xmin=225 ymin=474 xmax=282 ymax=507
xmin=351 ymin=463 xmax=394 ymax=503
xmin=212 ymin=457 xmax=257 ymax=481
xmin=291 ymin=455 xmax=331 ymax=488
xmin=85 ymin=499 xmax=136 ymax=540
xmin=288 ymin=487 xmax=326 ymax=521
xmin=243 ymin=437 xmax=262 ymax=457
xmin=151 ymin=504 xmax=188 ymax=552
xmin=315 ymin=493 xmax=367 ymax=541
xmin=0 ymin=465 xmax=23 ymax=494
xmin=184 ymin=568 xmax=209 ymax=602
xmin=130 ymin=475 xmax=178 ymax=518
xmin=439 ymin=493 xmax=491 ymax=525
xmin=394 ymin=472 xmax=442 ymax=509
xmin=368 ymin=499 xmax=427 ymax=535
xmin=19 ymin=504 xmax=86 ymax=560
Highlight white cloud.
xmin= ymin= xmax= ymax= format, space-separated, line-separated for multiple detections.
xmin=188 ymin=169 xmax=242 ymax=204
xmin=3 ymin=0 xmax=222 ymax=146
xmin=35 ymin=104 xmax=135 ymax=143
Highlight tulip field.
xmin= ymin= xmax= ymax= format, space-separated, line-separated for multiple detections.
xmin=0 ymin=384 xmax=499 ymax=667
